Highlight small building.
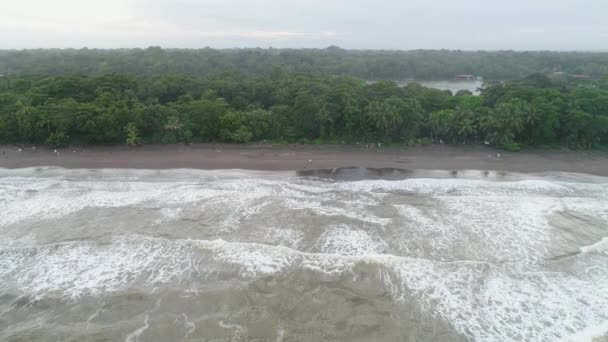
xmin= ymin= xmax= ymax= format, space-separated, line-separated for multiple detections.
xmin=454 ymin=74 xmax=476 ymax=81
xmin=569 ymin=74 xmax=591 ymax=79
xmin=548 ymin=72 xmax=567 ymax=80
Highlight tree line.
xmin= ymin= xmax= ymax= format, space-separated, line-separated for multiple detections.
xmin=2 ymin=47 xmax=608 ymax=80
xmin=0 ymin=73 xmax=607 ymax=150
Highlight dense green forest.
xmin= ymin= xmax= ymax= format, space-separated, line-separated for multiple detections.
xmin=2 ymin=47 xmax=608 ymax=80
xmin=1 ymin=72 xmax=607 ymax=150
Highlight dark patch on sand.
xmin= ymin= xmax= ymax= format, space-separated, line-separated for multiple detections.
xmin=297 ymin=167 xmax=414 ymax=180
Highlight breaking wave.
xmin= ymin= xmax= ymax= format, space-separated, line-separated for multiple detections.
xmin=1 ymin=167 xmax=607 ymax=341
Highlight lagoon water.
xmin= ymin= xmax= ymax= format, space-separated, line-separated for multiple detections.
xmin=367 ymin=79 xmax=484 ymax=95
xmin=402 ymin=80 xmax=484 ymax=95
xmin=0 ymin=167 xmax=607 ymax=341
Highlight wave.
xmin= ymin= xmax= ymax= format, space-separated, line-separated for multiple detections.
xmin=298 ymin=166 xmax=608 ymax=183
xmin=560 ymin=321 xmax=608 ymax=342
xmin=2 ymin=166 xmax=608 ymax=183
xmin=1 ymin=170 xmax=607 ymax=264
xmin=2 ymin=235 xmax=608 ymax=341
xmin=2 ymin=169 xmax=608 ymax=341
xmin=580 ymin=236 xmax=608 ymax=254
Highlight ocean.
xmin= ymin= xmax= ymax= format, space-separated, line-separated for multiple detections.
xmin=1 ymin=167 xmax=607 ymax=341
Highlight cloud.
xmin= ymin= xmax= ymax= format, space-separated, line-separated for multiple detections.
xmin=0 ymin=0 xmax=607 ymax=49
xmin=517 ymin=28 xmax=547 ymax=34
xmin=178 ymin=31 xmax=346 ymax=39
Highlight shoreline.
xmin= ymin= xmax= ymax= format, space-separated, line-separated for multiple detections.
xmin=2 ymin=144 xmax=608 ymax=176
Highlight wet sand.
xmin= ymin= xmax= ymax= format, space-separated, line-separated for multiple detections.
xmin=1 ymin=144 xmax=608 ymax=176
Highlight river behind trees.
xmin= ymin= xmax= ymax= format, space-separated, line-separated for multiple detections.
xmin=367 ymin=79 xmax=484 ymax=95
xmin=404 ymin=79 xmax=484 ymax=95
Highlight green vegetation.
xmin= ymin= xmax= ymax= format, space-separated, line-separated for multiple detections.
xmin=124 ymin=122 xmax=141 ymax=147
xmin=1 ymin=72 xmax=607 ymax=150
xmin=2 ymin=47 xmax=608 ymax=80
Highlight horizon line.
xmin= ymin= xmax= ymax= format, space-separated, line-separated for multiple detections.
xmin=1 ymin=46 xmax=608 ymax=53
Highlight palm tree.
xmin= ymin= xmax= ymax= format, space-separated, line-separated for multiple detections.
xmin=163 ymin=116 xmax=183 ymax=143
xmin=367 ymin=102 xmax=402 ymax=138
xmin=14 ymin=99 xmax=36 ymax=140
xmin=524 ymin=103 xmax=544 ymax=143
xmin=163 ymin=116 xmax=183 ymax=132
xmin=316 ymin=107 xmax=333 ymax=138
xmin=457 ymin=114 xmax=475 ymax=144
xmin=429 ymin=109 xmax=454 ymax=142
xmin=38 ymin=112 xmax=52 ymax=134
xmin=124 ymin=123 xmax=142 ymax=147
xmin=492 ymin=100 xmax=526 ymax=144
xmin=15 ymin=100 xmax=35 ymax=116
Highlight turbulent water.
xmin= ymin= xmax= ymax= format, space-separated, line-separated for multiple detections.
xmin=1 ymin=167 xmax=607 ymax=342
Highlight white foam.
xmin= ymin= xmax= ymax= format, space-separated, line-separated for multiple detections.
xmin=124 ymin=314 xmax=149 ymax=342
xmin=0 ymin=235 xmax=343 ymax=298
xmin=443 ymin=195 xmax=556 ymax=262
xmin=385 ymin=258 xmax=608 ymax=342
xmin=334 ymin=178 xmax=608 ymax=199
xmin=2 ymin=169 xmax=608 ymax=341
xmin=0 ymin=178 xmax=222 ymax=226
xmin=581 ymin=237 xmax=608 ymax=254
xmin=1 ymin=237 xmax=201 ymax=299
xmin=262 ymin=227 xmax=305 ymax=249
xmin=281 ymin=197 xmax=390 ymax=226
xmin=276 ymin=325 xmax=286 ymax=342
xmin=178 ymin=313 xmax=196 ymax=339
xmin=2 ymin=235 xmax=607 ymax=342
xmin=561 ymin=321 xmax=608 ymax=342
xmin=315 ymin=225 xmax=387 ymax=256
xmin=210 ymin=240 xmax=296 ymax=276
xmin=153 ymin=207 xmax=183 ymax=224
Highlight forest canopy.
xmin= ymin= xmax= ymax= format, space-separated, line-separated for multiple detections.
xmin=1 ymin=47 xmax=608 ymax=80
xmin=1 ymin=72 xmax=607 ymax=150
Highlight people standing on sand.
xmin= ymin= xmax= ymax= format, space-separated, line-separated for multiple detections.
xmin=303 ymin=159 xmax=312 ymax=169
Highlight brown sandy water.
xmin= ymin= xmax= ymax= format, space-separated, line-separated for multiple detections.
xmin=1 ymin=167 xmax=607 ymax=341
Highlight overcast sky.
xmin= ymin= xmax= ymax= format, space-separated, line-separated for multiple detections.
xmin=1 ymin=0 xmax=607 ymax=50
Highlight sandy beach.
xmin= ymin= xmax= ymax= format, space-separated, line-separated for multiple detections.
xmin=1 ymin=143 xmax=608 ymax=176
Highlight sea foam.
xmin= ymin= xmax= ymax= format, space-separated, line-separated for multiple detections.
xmin=1 ymin=168 xmax=608 ymax=341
